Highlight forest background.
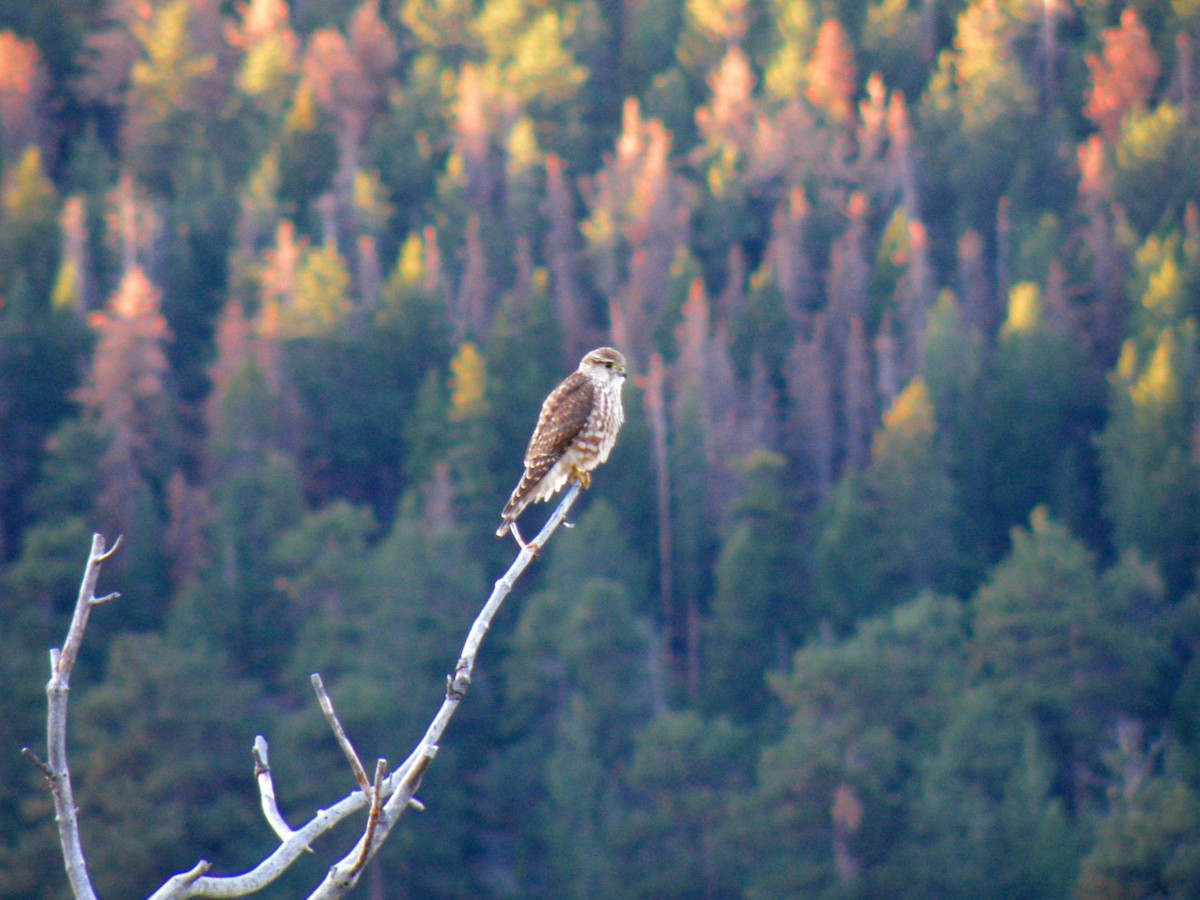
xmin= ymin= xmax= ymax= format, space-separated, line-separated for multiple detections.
xmin=2 ymin=0 xmax=1200 ymax=895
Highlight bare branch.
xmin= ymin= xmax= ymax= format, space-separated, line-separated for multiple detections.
xmin=312 ymin=673 xmax=373 ymax=795
xmin=20 ymin=747 xmax=53 ymax=780
xmin=49 ymin=483 xmax=585 ymax=899
xmin=305 ymin=481 xmax=585 ymax=899
xmin=350 ymin=759 xmax=388 ymax=877
xmin=94 ymin=533 xmax=124 ymax=562
xmin=35 ymin=532 xmax=122 ymax=900
xmin=252 ymin=736 xmax=298 ymax=843
xmin=177 ymin=862 xmax=213 ymax=885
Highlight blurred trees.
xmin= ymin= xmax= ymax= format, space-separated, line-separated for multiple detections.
xmin=7 ymin=0 xmax=1200 ymax=895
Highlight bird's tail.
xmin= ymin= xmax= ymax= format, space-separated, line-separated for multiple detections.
xmin=496 ymin=477 xmax=535 ymax=536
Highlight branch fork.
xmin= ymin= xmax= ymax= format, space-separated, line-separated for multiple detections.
xmin=36 ymin=480 xmax=586 ymax=899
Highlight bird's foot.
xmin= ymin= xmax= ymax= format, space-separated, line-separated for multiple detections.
xmin=507 ymin=521 xmax=530 ymax=550
xmin=574 ymin=470 xmax=591 ymax=490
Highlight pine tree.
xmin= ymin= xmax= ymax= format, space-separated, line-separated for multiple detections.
xmin=784 ymin=315 xmax=835 ymax=501
xmin=229 ymin=0 xmax=299 ymax=123
xmin=1084 ymin=9 xmax=1161 ymax=140
xmin=1076 ymin=771 xmax=1200 ymax=899
xmin=121 ymin=0 xmax=219 ymax=196
xmin=747 ymin=592 xmax=969 ymax=897
xmin=0 ymin=146 xmax=59 ymax=311
xmin=983 ymin=281 xmax=1102 ymax=554
xmin=919 ymin=0 xmax=1037 ymax=234
xmin=825 ymin=192 xmax=871 ymax=374
xmin=1100 ymin=318 xmax=1200 ymax=596
xmin=0 ymin=31 xmax=51 ymax=168
xmin=702 ymin=451 xmax=804 ymax=722
xmin=766 ymin=186 xmax=815 ymax=324
xmin=806 ymin=19 xmax=858 ymax=128
xmin=401 ymin=0 xmax=479 ymax=69
xmin=67 ymin=633 xmax=265 ymax=897
xmin=957 ymin=228 xmax=994 ymax=339
xmin=1074 ymin=134 xmax=1128 ymax=367
xmin=581 ymin=97 xmax=684 ymax=365
xmin=814 ymin=379 xmax=964 ymax=625
xmin=543 ymin=152 xmax=592 ymax=364
xmin=73 ymin=267 xmax=175 ymax=615
xmin=303 ymin=1 xmax=398 ymax=255
xmin=971 ymin=509 xmax=1174 ymax=804
xmin=906 ymin=691 xmax=1084 ymax=897
xmin=612 ymin=710 xmax=750 ymax=897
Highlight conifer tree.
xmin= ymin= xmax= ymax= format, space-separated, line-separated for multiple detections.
xmin=1100 ymin=317 xmax=1200 ymax=596
xmin=766 ymin=186 xmax=816 ymax=324
xmin=70 ymin=634 xmax=265 ymax=897
xmin=971 ymin=510 xmax=1173 ymax=800
xmin=1084 ymin=9 xmax=1161 ymax=140
xmin=702 ymin=451 xmax=803 ymax=722
xmin=0 ymin=146 xmax=59 ymax=310
xmin=229 ymin=0 xmax=299 ymax=124
xmin=806 ymin=19 xmax=858 ymax=129
xmin=121 ymin=0 xmax=219 ymax=196
xmin=73 ymin=267 xmax=175 ymax=614
xmin=543 ymin=152 xmax=591 ymax=363
xmin=613 ymin=710 xmax=749 ymax=897
xmin=747 ymin=592 xmax=969 ymax=896
xmin=0 ymin=31 xmax=51 ymax=168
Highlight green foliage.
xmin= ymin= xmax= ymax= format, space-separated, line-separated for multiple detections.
xmin=10 ymin=0 xmax=1200 ymax=894
xmin=702 ymin=451 xmax=804 ymax=722
xmin=1076 ymin=774 xmax=1200 ymax=899
xmin=613 ymin=710 xmax=750 ymax=898
xmin=983 ymin=284 xmax=1104 ymax=551
xmin=746 ymin=592 xmax=969 ymax=896
xmin=813 ymin=380 xmax=965 ymax=625
xmin=0 ymin=147 xmax=59 ymax=306
xmin=167 ymin=451 xmax=306 ymax=684
xmin=71 ymin=633 xmax=264 ymax=898
xmin=122 ymin=0 xmax=220 ymax=197
xmin=278 ymin=81 xmax=338 ymax=211
xmin=904 ymin=706 xmax=1085 ymax=898
xmin=1100 ymin=320 xmax=1200 ymax=595
xmin=918 ymin=0 xmax=1042 ymax=235
xmin=1114 ymin=105 xmax=1200 ymax=235
xmin=970 ymin=509 xmax=1174 ymax=775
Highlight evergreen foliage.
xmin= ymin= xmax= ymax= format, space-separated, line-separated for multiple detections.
xmin=6 ymin=0 xmax=1200 ymax=894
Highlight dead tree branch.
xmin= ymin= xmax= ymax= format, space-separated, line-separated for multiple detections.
xmin=23 ymin=532 xmax=122 ymax=900
xmin=306 ymin=479 xmax=584 ymax=899
xmin=311 ymin=673 xmax=374 ymax=795
xmin=39 ymin=483 xmax=584 ymax=899
xmin=252 ymin=736 xmax=298 ymax=843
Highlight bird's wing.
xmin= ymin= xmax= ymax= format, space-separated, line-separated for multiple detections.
xmin=524 ymin=372 xmax=595 ymax=480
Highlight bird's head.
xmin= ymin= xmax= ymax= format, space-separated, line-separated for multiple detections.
xmin=581 ymin=347 xmax=627 ymax=381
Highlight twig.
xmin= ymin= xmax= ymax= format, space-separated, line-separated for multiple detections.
xmin=122 ymin=481 xmax=584 ymax=899
xmin=31 ymin=532 xmax=122 ymax=900
xmin=253 ymin=736 xmax=297 ymax=843
xmin=305 ymin=481 xmax=584 ymax=900
xmin=350 ymin=759 xmax=388 ymax=877
xmin=312 ymin=674 xmax=373 ymax=795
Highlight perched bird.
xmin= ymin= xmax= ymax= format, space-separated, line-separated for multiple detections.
xmin=497 ymin=347 xmax=627 ymax=541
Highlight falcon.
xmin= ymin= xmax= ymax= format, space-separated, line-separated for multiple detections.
xmin=497 ymin=347 xmax=627 ymax=542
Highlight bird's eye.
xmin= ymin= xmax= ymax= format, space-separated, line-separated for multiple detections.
xmin=604 ymin=361 xmax=613 ymax=369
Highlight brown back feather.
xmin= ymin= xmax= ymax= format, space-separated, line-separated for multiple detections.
xmin=523 ymin=371 xmax=595 ymax=482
